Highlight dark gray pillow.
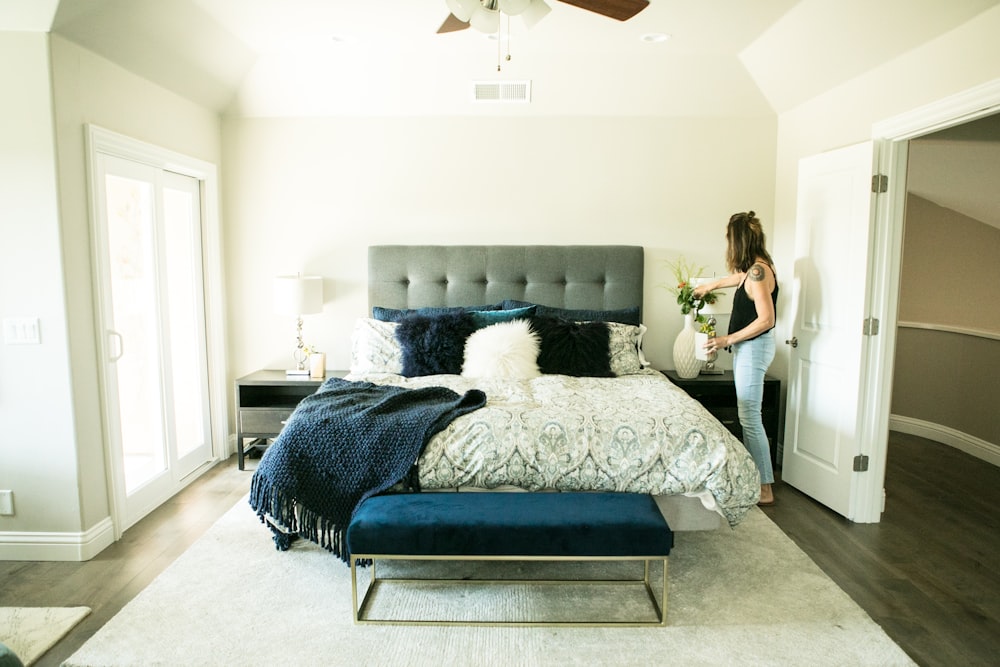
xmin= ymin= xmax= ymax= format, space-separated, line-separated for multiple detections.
xmin=373 ymin=304 xmax=500 ymax=322
xmin=530 ymin=316 xmax=613 ymax=377
xmin=500 ymin=300 xmax=640 ymax=326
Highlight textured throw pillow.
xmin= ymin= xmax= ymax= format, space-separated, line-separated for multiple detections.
xmin=462 ymin=319 xmax=541 ymax=380
xmin=372 ymin=304 xmax=500 ymax=322
xmin=395 ymin=312 xmax=477 ymax=377
xmin=607 ymin=322 xmax=645 ymax=376
xmin=530 ymin=316 xmax=614 ymax=377
xmin=350 ymin=318 xmax=403 ymax=375
xmin=500 ymin=300 xmax=641 ymax=326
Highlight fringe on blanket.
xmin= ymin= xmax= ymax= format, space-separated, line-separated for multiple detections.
xmin=249 ymin=474 xmax=350 ymax=562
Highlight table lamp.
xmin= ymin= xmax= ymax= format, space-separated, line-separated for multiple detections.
xmin=273 ymin=274 xmax=323 ymax=375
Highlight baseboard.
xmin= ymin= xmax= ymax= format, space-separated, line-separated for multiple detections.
xmin=889 ymin=415 xmax=1000 ymax=468
xmin=0 ymin=516 xmax=115 ymax=561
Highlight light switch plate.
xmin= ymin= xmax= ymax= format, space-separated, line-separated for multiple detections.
xmin=2 ymin=317 xmax=41 ymax=344
xmin=0 ymin=490 xmax=13 ymax=516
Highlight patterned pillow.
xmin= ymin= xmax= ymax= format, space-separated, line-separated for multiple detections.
xmin=607 ymin=322 xmax=647 ymax=376
xmin=462 ymin=319 xmax=541 ymax=379
xmin=350 ymin=318 xmax=403 ymax=375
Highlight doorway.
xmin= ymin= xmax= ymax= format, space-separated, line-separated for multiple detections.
xmin=87 ymin=126 xmax=228 ymax=536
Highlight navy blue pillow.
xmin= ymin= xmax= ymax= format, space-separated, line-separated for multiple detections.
xmin=394 ymin=312 xmax=477 ymax=377
xmin=373 ymin=304 xmax=501 ymax=323
xmin=530 ymin=316 xmax=613 ymax=377
xmin=500 ymin=300 xmax=640 ymax=326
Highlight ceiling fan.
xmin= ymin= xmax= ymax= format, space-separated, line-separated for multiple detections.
xmin=438 ymin=0 xmax=650 ymax=34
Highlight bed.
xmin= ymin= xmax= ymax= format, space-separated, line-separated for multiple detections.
xmin=250 ymin=245 xmax=760 ymax=558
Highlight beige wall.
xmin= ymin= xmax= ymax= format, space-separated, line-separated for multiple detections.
xmin=897 ymin=195 xmax=1000 ymax=332
xmin=222 ymin=115 xmax=777 ymax=377
xmin=892 ymin=194 xmax=1000 ymax=444
xmin=0 ymin=34 xmax=222 ymax=555
xmin=0 ymin=32 xmax=78 ymax=536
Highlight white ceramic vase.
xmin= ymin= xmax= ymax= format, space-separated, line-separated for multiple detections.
xmin=672 ymin=313 xmax=702 ymax=379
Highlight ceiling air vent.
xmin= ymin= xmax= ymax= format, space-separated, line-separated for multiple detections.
xmin=472 ymin=80 xmax=531 ymax=103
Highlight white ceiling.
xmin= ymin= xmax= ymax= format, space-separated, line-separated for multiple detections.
xmin=3 ymin=0 xmax=999 ymax=227
xmin=17 ymin=0 xmax=996 ymax=118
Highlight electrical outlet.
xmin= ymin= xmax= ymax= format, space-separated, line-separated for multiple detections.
xmin=0 ymin=490 xmax=13 ymax=516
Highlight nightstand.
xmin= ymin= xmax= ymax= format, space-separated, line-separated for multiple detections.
xmin=234 ymin=369 xmax=348 ymax=470
xmin=663 ymin=370 xmax=781 ymax=466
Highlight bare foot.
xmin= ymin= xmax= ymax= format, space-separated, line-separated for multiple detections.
xmin=758 ymin=483 xmax=774 ymax=506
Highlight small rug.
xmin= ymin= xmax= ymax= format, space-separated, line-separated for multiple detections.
xmin=65 ymin=498 xmax=915 ymax=666
xmin=0 ymin=607 xmax=90 ymax=666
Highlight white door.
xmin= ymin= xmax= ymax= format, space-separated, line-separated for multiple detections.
xmin=781 ymin=141 xmax=882 ymax=519
xmin=93 ymin=153 xmax=215 ymax=531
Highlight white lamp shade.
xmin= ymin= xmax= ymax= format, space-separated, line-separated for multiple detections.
xmin=499 ymin=0 xmax=531 ymax=15
xmin=273 ymin=275 xmax=323 ymax=316
xmin=446 ymin=0 xmax=480 ymax=22
xmin=690 ymin=277 xmax=725 ymax=315
xmin=520 ymin=0 xmax=551 ymax=28
xmin=470 ymin=6 xmax=500 ymax=33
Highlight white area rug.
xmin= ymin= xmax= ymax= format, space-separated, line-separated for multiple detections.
xmin=0 ymin=606 xmax=90 ymax=666
xmin=65 ymin=498 xmax=915 ymax=666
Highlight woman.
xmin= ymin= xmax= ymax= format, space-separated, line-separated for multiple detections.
xmin=693 ymin=211 xmax=778 ymax=505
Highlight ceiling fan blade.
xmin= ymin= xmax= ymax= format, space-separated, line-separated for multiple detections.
xmin=437 ymin=13 xmax=471 ymax=33
xmin=557 ymin=0 xmax=649 ymax=21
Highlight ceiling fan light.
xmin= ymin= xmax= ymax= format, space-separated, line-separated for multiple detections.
xmin=520 ymin=0 xmax=551 ymax=29
xmin=446 ymin=0 xmax=479 ymax=22
xmin=499 ymin=0 xmax=532 ymax=15
xmin=470 ymin=7 xmax=500 ymax=33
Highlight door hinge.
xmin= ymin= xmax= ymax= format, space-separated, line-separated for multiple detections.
xmin=853 ymin=454 xmax=870 ymax=472
xmin=871 ymin=174 xmax=888 ymax=193
xmin=863 ymin=317 xmax=880 ymax=336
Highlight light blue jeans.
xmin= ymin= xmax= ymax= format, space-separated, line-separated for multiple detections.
xmin=732 ymin=331 xmax=776 ymax=484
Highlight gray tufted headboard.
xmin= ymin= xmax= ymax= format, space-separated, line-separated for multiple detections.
xmin=368 ymin=245 xmax=644 ymax=316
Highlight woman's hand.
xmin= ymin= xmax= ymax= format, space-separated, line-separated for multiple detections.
xmin=704 ymin=335 xmax=729 ymax=353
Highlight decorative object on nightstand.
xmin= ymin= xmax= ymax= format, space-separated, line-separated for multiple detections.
xmin=234 ymin=369 xmax=347 ymax=470
xmin=273 ymin=274 xmax=323 ymax=375
xmin=664 ymin=258 xmax=720 ymax=379
xmin=691 ymin=277 xmax=726 ymax=375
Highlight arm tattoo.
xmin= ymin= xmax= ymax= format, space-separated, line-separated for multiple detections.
xmin=749 ymin=263 xmax=766 ymax=282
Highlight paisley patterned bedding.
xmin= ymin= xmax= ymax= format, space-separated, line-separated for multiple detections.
xmin=345 ymin=368 xmax=760 ymax=527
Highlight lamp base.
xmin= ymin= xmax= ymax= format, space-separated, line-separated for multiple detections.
xmin=699 ymin=367 xmax=725 ymax=375
xmin=285 ymin=368 xmax=310 ymax=376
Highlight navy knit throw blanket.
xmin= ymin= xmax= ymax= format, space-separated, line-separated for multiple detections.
xmin=248 ymin=378 xmax=487 ymax=563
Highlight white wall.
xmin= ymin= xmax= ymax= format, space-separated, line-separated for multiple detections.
xmin=49 ymin=34 xmax=223 ymax=532
xmin=0 ymin=32 xmax=79 ymax=538
xmin=221 ymin=114 xmax=777 ymax=380
xmin=0 ymin=34 xmax=222 ymax=559
xmin=769 ymin=4 xmax=1000 ymax=383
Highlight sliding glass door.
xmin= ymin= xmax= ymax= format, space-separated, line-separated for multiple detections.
xmin=93 ymin=152 xmax=214 ymax=531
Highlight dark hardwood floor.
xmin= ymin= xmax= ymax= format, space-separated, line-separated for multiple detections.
xmin=2 ymin=433 xmax=998 ymax=666
xmin=766 ymin=431 xmax=1000 ymax=667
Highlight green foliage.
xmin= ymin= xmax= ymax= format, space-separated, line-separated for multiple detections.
xmin=663 ymin=257 xmax=719 ymax=324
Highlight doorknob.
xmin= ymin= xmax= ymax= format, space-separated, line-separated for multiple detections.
xmin=785 ymin=336 xmax=798 ymax=348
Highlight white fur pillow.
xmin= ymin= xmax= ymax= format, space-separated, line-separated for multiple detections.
xmin=462 ymin=319 xmax=541 ymax=380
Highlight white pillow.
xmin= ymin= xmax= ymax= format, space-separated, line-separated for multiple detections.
xmin=350 ymin=318 xmax=403 ymax=375
xmin=462 ymin=319 xmax=541 ymax=380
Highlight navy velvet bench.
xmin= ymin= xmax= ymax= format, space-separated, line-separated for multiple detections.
xmin=346 ymin=492 xmax=673 ymax=626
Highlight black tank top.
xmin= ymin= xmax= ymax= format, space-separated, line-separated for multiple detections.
xmin=727 ymin=270 xmax=778 ymax=340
